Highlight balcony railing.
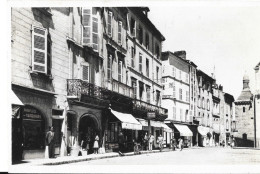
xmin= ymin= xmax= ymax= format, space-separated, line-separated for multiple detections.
xmin=112 ymin=79 xmax=134 ymax=98
xmin=133 ymin=99 xmax=168 ymax=116
xmin=67 ymin=79 xmax=108 ymax=100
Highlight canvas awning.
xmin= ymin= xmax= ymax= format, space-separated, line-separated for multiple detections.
xmin=137 ymin=119 xmax=173 ymax=132
xmin=111 ymin=109 xmax=142 ymax=130
xmin=198 ymin=126 xmax=210 ymax=136
xmin=174 ymin=124 xmax=193 ymax=136
xmin=11 ymin=91 xmax=23 ymax=106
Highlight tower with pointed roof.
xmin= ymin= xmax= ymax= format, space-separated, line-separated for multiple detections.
xmin=234 ymin=73 xmax=254 ymax=147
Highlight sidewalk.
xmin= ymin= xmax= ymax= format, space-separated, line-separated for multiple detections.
xmin=14 ymin=148 xmax=174 ymax=166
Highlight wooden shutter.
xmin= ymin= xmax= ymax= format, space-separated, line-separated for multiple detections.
xmin=107 ymin=55 xmax=112 ymax=81
xmin=82 ymin=65 xmax=89 ymax=81
xmin=32 ymin=26 xmax=47 ymax=74
xmin=92 ymin=16 xmax=98 ymax=51
xmin=139 ymin=53 xmax=142 ymax=72
xmin=118 ymin=21 xmax=122 ymax=44
xmin=118 ymin=60 xmax=122 ymax=82
xmin=108 ymin=11 xmax=112 ymax=37
xmin=82 ymin=8 xmax=91 ymax=46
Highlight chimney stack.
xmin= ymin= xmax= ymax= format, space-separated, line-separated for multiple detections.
xmin=173 ymin=51 xmax=186 ymax=60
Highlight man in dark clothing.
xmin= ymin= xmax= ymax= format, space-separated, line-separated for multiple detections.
xmin=46 ymin=126 xmax=55 ymax=158
xmin=118 ymin=131 xmax=125 ymax=155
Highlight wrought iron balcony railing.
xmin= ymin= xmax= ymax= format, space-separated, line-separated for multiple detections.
xmin=133 ymin=99 xmax=168 ymax=116
xmin=67 ymin=79 xmax=107 ymax=100
xmin=112 ymin=79 xmax=134 ymax=98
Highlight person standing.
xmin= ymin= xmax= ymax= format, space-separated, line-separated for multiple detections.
xmin=157 ymin=134 xmax=164 ymax=152
xmin=46 ymin=126 xmax=55 ymax=158
xmin=178 ymin=138 xmax=183 ymax=151
xmin=81 ymin=134 xmax=90 ymax=154
xmin=118 ymin=131 xmax=125 ymax=155
xmin=171 ymin=137 xmax=176 ymax=151
xmin=149 ymin=134 xmax=154 ymax=151
xmin=143 ymin=133 xmax=149 ymax=151
xmin=93 ymin=134 xmax=99 ymax=154
xmin=222 ymin=140 xmax=225 ymax=148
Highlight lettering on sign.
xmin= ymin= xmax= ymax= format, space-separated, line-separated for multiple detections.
xmin=147 ymin=112 xmax=155 ymax=119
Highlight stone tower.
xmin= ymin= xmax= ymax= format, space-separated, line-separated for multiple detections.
xmin=234 ymin=73 xmax=254 ymax=147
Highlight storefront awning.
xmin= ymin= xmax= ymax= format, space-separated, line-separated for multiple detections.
xmin=198 ymin=126 xmax=210 ymax=136
xmin=137 ymin=119 xmax=173 ymax=132
xmin=111 ymin=109 xmax=142 ymax=130
xmin=11 ymin=90 xmax=23 ymax=106
xmin=174 ymin=124 xmax=193 ymax=136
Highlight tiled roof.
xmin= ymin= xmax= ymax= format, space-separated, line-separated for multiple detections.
xmin=236 ymin=89 xmax=253 ymax=101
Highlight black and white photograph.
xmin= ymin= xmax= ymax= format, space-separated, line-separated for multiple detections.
xmin=2 ymin=0 xmax=260 ymax=173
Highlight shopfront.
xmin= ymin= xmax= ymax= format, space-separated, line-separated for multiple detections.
xmin=198 ymin=126 xmax=213 ymax=147
xmin=173 ymin=124 xmax=193 ymax=148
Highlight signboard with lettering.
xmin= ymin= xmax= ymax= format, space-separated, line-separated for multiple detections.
xmin=23 ymin=107 xmax=42 ymax=120
xmin=147 ymin=112 xmax=155 ymax=119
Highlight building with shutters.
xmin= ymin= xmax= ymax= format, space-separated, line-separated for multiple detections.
xmin=161 ymin=51 xmax=197 ymax=148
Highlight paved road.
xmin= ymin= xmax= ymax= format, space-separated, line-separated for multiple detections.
xmin=61 ymin=147 xmax=260 ymax=165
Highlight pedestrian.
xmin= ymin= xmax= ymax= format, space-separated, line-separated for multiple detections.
xmin=171 ymin=137 xmax=176 ymax=151
xmin=143 ymin=132 xmax=149 ymax=151
xmin=149 ymin=134 xmax=154 ymax=151
xmin=81 ymin=134 xmax=90 ymax=154
xmin=178 ymin=138 xmax=183 ymax=151
xmin=231 ymin=138 xmax=236 ymax=148
xmin=157 ymin=134 xmax=164 ymax=152
xmin=46 ymin=126 xmax=55 ymax=158
xmin=222 ymin=140 xmax=225 ymax=147
xmin=93 ymin=134 xmax=99 ymax=154
xmin=118 ymin=131 xmax=125 ymax=155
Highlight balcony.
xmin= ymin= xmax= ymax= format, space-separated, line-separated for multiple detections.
xmin=67 ymin=79 xmax=110 ymax=107
xmin=111 ymin=79 xmax=134 ymax=98
xmin=133 ymin=99 xmax=168 ymax=120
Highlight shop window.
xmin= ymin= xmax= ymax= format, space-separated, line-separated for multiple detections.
xmin=107 ymin=122 xmax=119 ymax=143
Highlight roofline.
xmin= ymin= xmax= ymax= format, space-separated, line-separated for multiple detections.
xmin=162 ymin=51 xmax=197 ymax=67
xmin=197 ymin=69 xmax=215 ymax=81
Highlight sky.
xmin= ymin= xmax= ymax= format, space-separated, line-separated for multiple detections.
xmin=147 ymin=1 xmax=260 ymax=100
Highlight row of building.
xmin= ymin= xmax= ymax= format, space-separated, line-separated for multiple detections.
xmin=11 ymin=7 xmax=260 ymax=162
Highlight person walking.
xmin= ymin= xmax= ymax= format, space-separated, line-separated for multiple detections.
xmin=149 ymin=134 xmax=154 ymax=151
xmin=178 ymin=138 xmax=183 ymax=151
xmin=157 ymin=134 xmax=164 ymax=152
xmin=46 ymin=126 xmax=55 ymax=158
xmin=118 ymin=131 xmax=125 ymax=155
xmin=222 ymin=140 xmax=225 ymax=148
xmin=171 ymin=137 xmax=176 ymax=151
xmin=93 ymin=134 xmax=99 ymax=154
xmin=143 ymin=133 xmax=149 ymax=151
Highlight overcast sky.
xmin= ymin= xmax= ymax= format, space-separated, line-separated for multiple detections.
xmin=148 ymin=1 xmax=260 ymax=100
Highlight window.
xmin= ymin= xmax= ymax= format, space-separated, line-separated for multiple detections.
xmin=108 ymin=11 xmax=112 ymax=37
xmin=47 ymin=37 xmax=52 ymax=75
xmin=156 ymin=66 xmax=159 ymax=83
xmin=186 ymin=91 xmax=189 ymax=102
xmin=173 ymin=107 xmax=176 ymax=120
xmin=169 ymin=83 xmax=173 ymax=88
xmin=201 ymin=97 xmax=204 ymax=109
xmin=139 ymin=53 xmax=142 ymax=72
xmin=172 ymin=67 xmax=175 ymax=77
xmin=131 ymin=47 xmax=135 ymax=68
xmin=179 ymin=88 xmax=182 ymax=100
xmin=138 ymin=25 xmax=143 ymax=45
xmin=82 ymin=65 xmax=89 ymax=81
xmin=179 ymin=70 xmax=182 ymax=80
xmin=107 ymin=122 xmax=120 ymax=143
xmin=155 ymin=44 xmax=160 ymax=59
xmin=118 ymin=60 xmax=122 ymax=82
xmin=146 ymin=85 xmax=150 ymax=103
xmin=92 ymin=17 xmax=98 ymax=51
xmin=130 ymin=17 xmax=136 ymax=37
xmin=243 ymin=107 xmax=245 ymax=113
xmin=180 ymin=109 xmax=183 ymax=121
xmin=118 ymin=21 xmax=122 ymax=44
xmin=207 ymin=99 xmax=210 ymax=110
xmin=207 ymin=114 xmax=210 ymax=126
xmin=82 ymin=8 xmax=91 ymax=45
xmin=139 ymin=82 xmax=144 ymax=100
xmin=173 ymin=81 xmax=176 ymax=98
xmin=107 ymin=54 xmax=112 ymax=81
xmin=32 ymin=26 xmax=48 ymax=74
xmin=146 ymin=58 xmax=149 ymax=77
xmin=155 ymin=90 xmax=160 ymax=106
xmin=185 ymin=73 xmax=188 ymax=83
xmin=226 ymin=119 xmax=229 ymax=130
xmin=132 ymin=80 xmax=137 ymax=99
xmin=145 ymin=32 xmax=149 ymax=50
xmin=198 ymin=96 xmax=200 ymax=107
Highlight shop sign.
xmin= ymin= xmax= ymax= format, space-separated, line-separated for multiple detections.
xmin=23 ymin=107 xmax=42 ymax=120
xmin=147 ymin=112 xmax=155 ymax=119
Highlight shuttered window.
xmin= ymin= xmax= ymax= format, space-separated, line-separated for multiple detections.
xmin=173 ymin=81 xmax=176 ymax=98
xmin=82 ymin=65 xmax=89 ymax=81
xmin=92 ymin=17 xmax=98 ymax=51
xmin=139 ymin=53 xmax=142 ymax=72
xmin=118 ymin=21 xmax=122 ymax=44
xmin=108 ymin=11 xmax=112 ymax=37
xmin=146 ymin=86 xmax=150 ymax=103
xmin=107 ymin=54 xmax=112 ymax=81
xmin=118 ymin=60 xmax=122 ymax=82
xmin=32 ymin=26 xmax=47 ymax=74
xmin=131 ymin=47 xmax=135 ymax=68
xmin=82 ymin=8 xmax=91 ymax=45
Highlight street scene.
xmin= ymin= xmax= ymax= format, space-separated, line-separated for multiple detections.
xmin=8 ymin=2 xmax=260 ymax=173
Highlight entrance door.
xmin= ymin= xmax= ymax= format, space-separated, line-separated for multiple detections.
xmin=52 ymin=119 xmax=62 ymax=156
xmin=79 ymin=116 xmax=99 ymax=154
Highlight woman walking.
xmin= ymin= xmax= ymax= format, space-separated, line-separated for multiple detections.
xmin=93 ymin=134 xmax=99 ymax=154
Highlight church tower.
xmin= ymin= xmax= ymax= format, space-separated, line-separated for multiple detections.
xmin=234 ymin=73 xmax=254 ymax=147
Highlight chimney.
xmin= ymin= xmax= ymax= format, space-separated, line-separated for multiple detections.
xmin=173 ymin=51 xmax=186 ymax=60
xmin=219 ymin=85 xmax=223 ymax=91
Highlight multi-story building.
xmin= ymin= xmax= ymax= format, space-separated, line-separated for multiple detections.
xmin=195 ymin=70 xmax=214 ymax=146
xmin=126 ymin=7 xmax=169 ymax=149
xmin=11 ymin=7 xmax=169 ymax=162
xmin=234 ymin=73 xmax=254 ymax=147
xmin=161 ymin=51 xmax=195 ymax=147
